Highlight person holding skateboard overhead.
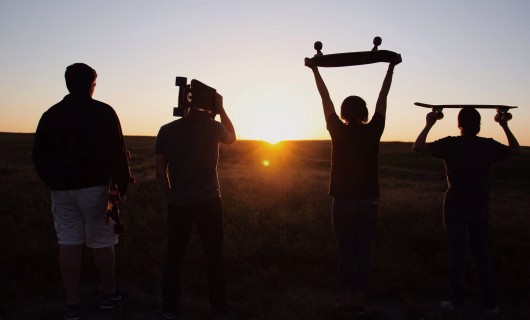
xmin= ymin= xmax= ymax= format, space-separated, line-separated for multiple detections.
xmin=413 ymin=108 xmax=521 ymax=318
xmin=305 ymin=55 xmax=401 ymax=316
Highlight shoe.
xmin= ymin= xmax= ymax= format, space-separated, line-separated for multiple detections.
xmin=62 ymin=305 xmax=80 ymax=320
xmin=485 ymin=306 xmax=500 ymax=318
xmin=161 ymin=310 xmax=182 ymax=319
xmin=352 ymin=305 xmax=367 ymax=317
xmin=212 ymin=305 xmax=238 ymax=320
xmin=99 ymin=288 xmax=123 ymax=310
xmin=440 ymin=300 xmax=458 ymax=312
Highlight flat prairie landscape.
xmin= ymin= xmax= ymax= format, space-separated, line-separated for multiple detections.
xmin=0 ymin=132 xmax=529 ymax=320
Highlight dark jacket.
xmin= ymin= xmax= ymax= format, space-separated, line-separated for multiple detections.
xmin=33 ymin=93 xmax=130 ymax=195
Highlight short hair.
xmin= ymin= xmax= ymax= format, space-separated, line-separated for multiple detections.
xmin=341 ymin=96 xmax=368 ymax=123
xmin=458 ymin=108 xmax=481 ymax=135
xmin=65 ymin=63 xmax=97 ymax=93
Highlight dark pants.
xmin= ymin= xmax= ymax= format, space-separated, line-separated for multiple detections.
xmin=444 ymin=207 xmax=497 ymax=308
xmin=332 ymin=198 xmax=378 ymax=293
xmin=162 ymin=197 xmax=227 ymax=312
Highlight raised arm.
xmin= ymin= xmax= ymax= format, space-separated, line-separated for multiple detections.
xmin=305 ymin=58 xmax=335 ymax=119
xmin=216 ymin=94 xmax=236 ymax=145
xmin=499 ymin=120 xmax=521 ymax=155
xmin=413 ymin=112 xmax=439 ymax=153
xmin=375 ymin=55 xmax=402 ymax=118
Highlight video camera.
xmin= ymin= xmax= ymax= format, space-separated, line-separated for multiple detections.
xmin=173 ymin=77 xmax=222 ymax=118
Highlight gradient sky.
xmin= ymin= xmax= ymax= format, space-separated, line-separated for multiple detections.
xmin=1 ymin=0 xmax=529 ymax=145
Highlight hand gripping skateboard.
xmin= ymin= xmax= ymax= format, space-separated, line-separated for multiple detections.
xmin=309 ymin=36 xmax=401 ymax=67
xmin=414 ymin=102 xmax=517 ymax=122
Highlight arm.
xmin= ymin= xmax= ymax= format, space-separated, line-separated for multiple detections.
xmin=499 ymin=120 xmax=522 ymax=156
xmin=412 ymin=112 xmax=439 ymax=153
xmin=216 ymin=94 xmax=236 ymax=145
xmin=305 ymin=58 xmax=335 ymax=119
xmin=375 ymin=55 xmax=402 ymax=118
xmin=155 ymin=154 xmax=170 ymax=199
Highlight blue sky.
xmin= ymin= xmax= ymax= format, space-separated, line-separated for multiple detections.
xmin=1 ymin=0 xmax=529 ymax=145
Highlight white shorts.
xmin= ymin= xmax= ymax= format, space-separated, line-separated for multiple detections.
xmin=51 ymin=186 xmax=118 ymax=248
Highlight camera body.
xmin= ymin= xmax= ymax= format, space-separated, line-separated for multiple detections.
xmin=173 ymin=77 xmax=222 ymax=118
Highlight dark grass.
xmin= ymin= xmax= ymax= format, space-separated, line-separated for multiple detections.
xmin=1 ymin=132 xmax=529 ymax=319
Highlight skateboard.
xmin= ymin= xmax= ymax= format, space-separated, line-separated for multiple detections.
xmin=414 ymin=102 xmax=517 ymax=122
xmin=174 ymin=77 xmax=221 ymax=118
xmin=309 ymin=36 xmax=401 ymax=67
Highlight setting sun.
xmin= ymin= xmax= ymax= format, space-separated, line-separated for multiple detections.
xmin=232 ymin=83 xmax=318 ymax=143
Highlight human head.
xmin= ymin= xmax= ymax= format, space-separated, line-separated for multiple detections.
xmin=341 ymin=96 xmax=368 ymax=124
xmin=65 ymin=63 xmax=97 ymax=95
xmin=458 ymin=108 xmax=481 ymax=135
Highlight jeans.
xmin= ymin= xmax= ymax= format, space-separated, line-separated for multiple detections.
xmin=332 ymin=198 xmax=378 ymax=293
xmin=444 ymin=206 xmax=497 ymax=308
xmin=162 ymin=197 xmax=227 ymax=312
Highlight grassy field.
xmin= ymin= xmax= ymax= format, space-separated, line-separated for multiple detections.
xmin=0 ymin=132 xmax=529 ymax=320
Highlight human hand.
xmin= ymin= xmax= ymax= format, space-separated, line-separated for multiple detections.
xmin=426 ymin=112 xmax=439 ymax=126
xmin=390 ymin=54 xmax=402 ymax=67
xmin=304 ymin=57 xmax=317 ymax=70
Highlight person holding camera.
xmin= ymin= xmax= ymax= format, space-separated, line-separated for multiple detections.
xmin=155 ymin=93 xmax=236 ymax=320
xmin=305 ymin=56 xmax=401 ymax=316
xmin=412 ymin=108 xmax=521 ymax=318
xmin=33 ymin=63 xmax=130 ymax=320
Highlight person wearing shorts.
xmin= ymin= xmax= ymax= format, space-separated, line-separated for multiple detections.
xmin=33 ymin=63 xmax=130 ymax=319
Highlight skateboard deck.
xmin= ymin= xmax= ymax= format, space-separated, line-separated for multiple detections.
xmin=173 ymin=77 xmax=221 ymax=118
xmin=414 ymin=102 xmax=517 ymax=122
xmin=309 ymin=37 xmax=401 ymax=67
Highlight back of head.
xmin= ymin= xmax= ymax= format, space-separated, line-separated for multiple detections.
xmin=65 ymin=63 xmax=97 ymax=93
xmin=458 ymin=107 xmax=481 ymax=135
xmin=341 ymin=96 xmax=368 ymax=124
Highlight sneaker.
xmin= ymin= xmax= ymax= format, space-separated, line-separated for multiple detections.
xmin=212 ymin=306 xmax=238 ymax=320
xmin=352 ymin=305 xmax=367 ymax=317
xmin=161 ymin=310 xmax=182 ymax=320
xmin=440 ymin=300 xmax=458 ymax=312
xmin=99 ymin=288 xmax=123 ymax=310
xmin=485 ymin=306 xmax=500 ymax=318
xmin=62 ymin=305 xmax=80 ymax=320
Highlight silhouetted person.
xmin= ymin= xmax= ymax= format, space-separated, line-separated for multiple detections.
xmin=413 ymin=108 xmax=521 ymax=318
xmin=155 ymin=93 xmax=236 ymax=320
xmin=305 ymin=56 xmax=401 ymax=315
xmin=33 ymin=63 xmax=130 ymax=320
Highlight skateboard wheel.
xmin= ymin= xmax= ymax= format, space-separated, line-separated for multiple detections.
xmin=175 ymin=76 xmax=187 ymax=86
xmin=373 ymin=36 xmax=382 ymax=46
xmin=314 ymin=41 xmax=323 ymax=51
xmin=436 ymin=111 xmax=444 ymax=120
xmin=495 ymin=113 xmax=512 ymax=122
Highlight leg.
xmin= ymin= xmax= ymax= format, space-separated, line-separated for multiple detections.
xmin=468 ymin=211 xmax=497 ymax=308
xmin=93 ymin=246 xmax=116 ymax=295
xmin=162 ymin=204 xmax=193 ymax=313
xmin=194 ymin=197 xmax=227 ymax=311
xmin=79 ymin=186 xmax=119 ymax=297
xmin=444 ymin=208 xmax=467 ymax=306
xmin=332 ymin=198 xmax=356 ymax=294
xmin=51 ymin=190 xmax=85 ymax=306
xmin=60 ymin=244 xmax=83 ymax=306
xmin=352 ymin=202 xmax=377 ymax=305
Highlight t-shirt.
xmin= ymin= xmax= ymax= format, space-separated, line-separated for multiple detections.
xmin=428 ymin=135 xmax=510 ymax=209
xmin=155 ymin=111 xmax=228 ymax=206
xmin=326 ymin=112 xmax=385 ymax=199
